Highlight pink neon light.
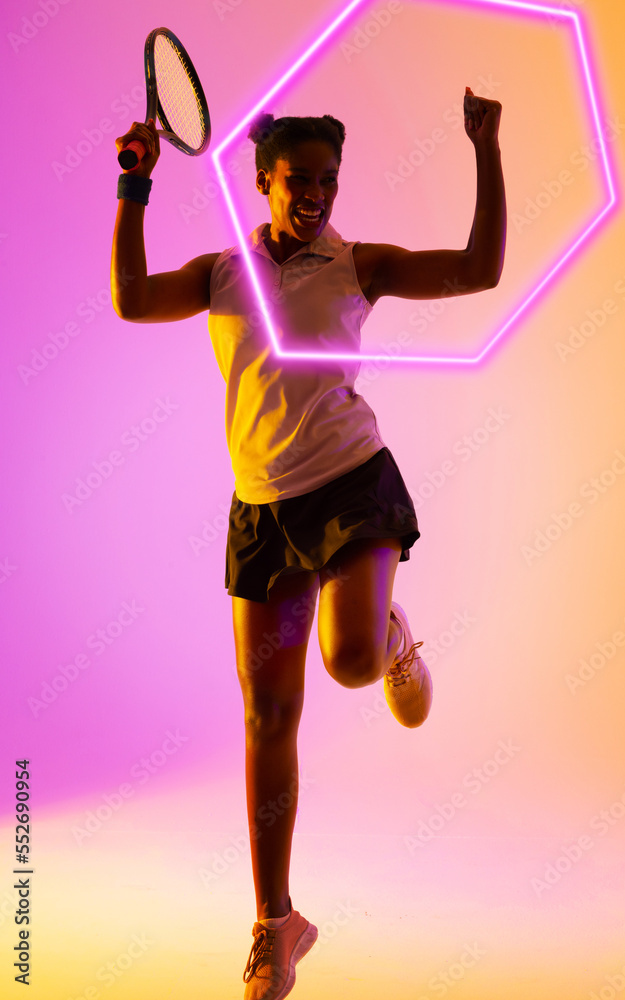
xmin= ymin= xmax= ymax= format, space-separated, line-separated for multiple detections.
xmin=212 ymin=0 xmax=619 ymax=366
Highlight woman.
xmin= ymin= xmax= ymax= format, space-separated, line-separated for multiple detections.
xmin=111 ymin=86 xmax=505 ymax=1000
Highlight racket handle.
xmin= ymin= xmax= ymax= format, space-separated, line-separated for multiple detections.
xmin=117 ymin=140 xmax=146 ymax=170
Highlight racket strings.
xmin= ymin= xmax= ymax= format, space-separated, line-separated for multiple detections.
xmin=154 ymin=34 xmax=206 ymax=149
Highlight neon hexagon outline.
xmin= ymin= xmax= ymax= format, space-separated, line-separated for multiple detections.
xmin=212 ymin=0 xmax=618 ymax=366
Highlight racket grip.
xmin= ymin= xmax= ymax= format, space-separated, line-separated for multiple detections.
xmin=117 ymin=140 xmax=146 ymax=170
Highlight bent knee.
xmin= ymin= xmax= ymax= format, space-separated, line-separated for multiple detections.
xmin=322 ymin=644 xmax=384 ymax=689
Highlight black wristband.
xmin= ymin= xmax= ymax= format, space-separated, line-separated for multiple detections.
xmin=117 ymin=173 xmax=153 ymax=206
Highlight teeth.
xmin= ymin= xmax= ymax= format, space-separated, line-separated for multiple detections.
xmin=297 ymin=208 xmax=321 ymax=217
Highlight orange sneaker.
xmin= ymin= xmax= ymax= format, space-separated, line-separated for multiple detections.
xmin=384 ymin=602 xmax=433 ymax=728
xmin=243 ymin=897 xmax=317 ymax=1000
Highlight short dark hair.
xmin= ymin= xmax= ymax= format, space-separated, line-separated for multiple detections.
xmin=247 ymin=113 xmax=346 ymax=173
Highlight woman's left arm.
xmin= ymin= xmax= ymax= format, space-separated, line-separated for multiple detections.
xmin=365 ymin=87 xmax=506 ymax=301
xmin=462 ymin=86 xmax=506 ymax=288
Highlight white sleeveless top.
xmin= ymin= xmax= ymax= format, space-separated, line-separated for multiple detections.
xmin=208 ymin=220 xmax=386 ymax=503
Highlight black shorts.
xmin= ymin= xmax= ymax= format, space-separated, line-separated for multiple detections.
xmin=225 ymin=447 xmax=420 ymax=603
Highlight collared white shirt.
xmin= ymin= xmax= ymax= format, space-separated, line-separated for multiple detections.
xmin=208 ymin=220 xmax=386 ymax=503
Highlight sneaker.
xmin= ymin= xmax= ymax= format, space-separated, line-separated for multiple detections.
xmin=243 ymin=897 xmax=318 ymax=1000
xmin=384 ymin=602 xmax=433 ymax=728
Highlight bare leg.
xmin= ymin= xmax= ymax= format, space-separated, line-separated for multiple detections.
xmin=244 ymin=729 xmax=299 ymax=919
xmin=232 ymin=569 xmax=320 ymax=921
xmin=317 ymin=536 xmax=404 ymax=688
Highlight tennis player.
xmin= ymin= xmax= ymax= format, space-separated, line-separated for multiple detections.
xmin=111 ymin=85 xmax=505 ymax=1000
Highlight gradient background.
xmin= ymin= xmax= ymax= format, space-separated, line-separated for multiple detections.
xmin=1 ymin=0 xmax=624 ymax=997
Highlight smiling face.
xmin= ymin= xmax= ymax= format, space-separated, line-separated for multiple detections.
xmin=257 ymin=139 xmax=340 ymax=253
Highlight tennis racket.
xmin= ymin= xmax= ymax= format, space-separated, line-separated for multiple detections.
xmin=117 ymin=27 xmax=211 ymax=170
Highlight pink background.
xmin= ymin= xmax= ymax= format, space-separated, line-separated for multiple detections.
xmin=1 ymin=1 xmax=624 ymax=997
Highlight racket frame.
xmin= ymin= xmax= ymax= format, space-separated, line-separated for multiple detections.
xmin=118 ymin=26 xmax=211 ymax=169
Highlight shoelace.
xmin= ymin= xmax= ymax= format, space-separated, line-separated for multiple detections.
xmin=386 ymin=640 xmax=424 ymax=686
xmin=243 ymin=924 xmax=276 ymax=983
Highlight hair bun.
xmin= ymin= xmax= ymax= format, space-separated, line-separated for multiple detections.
xmin=322 ymin=115 xmax=346 ymax=143
xmin=248 ymin=112 xmax=276 ymax=145
xmin=248 ymin=113 xmax=346 ymax=173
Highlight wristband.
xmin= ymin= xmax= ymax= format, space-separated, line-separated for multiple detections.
xmin=117 ymin=173 xmax=153 ymax=206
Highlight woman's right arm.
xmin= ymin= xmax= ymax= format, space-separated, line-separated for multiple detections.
xmin=111 ymin=119 xmax=220 ymax=323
